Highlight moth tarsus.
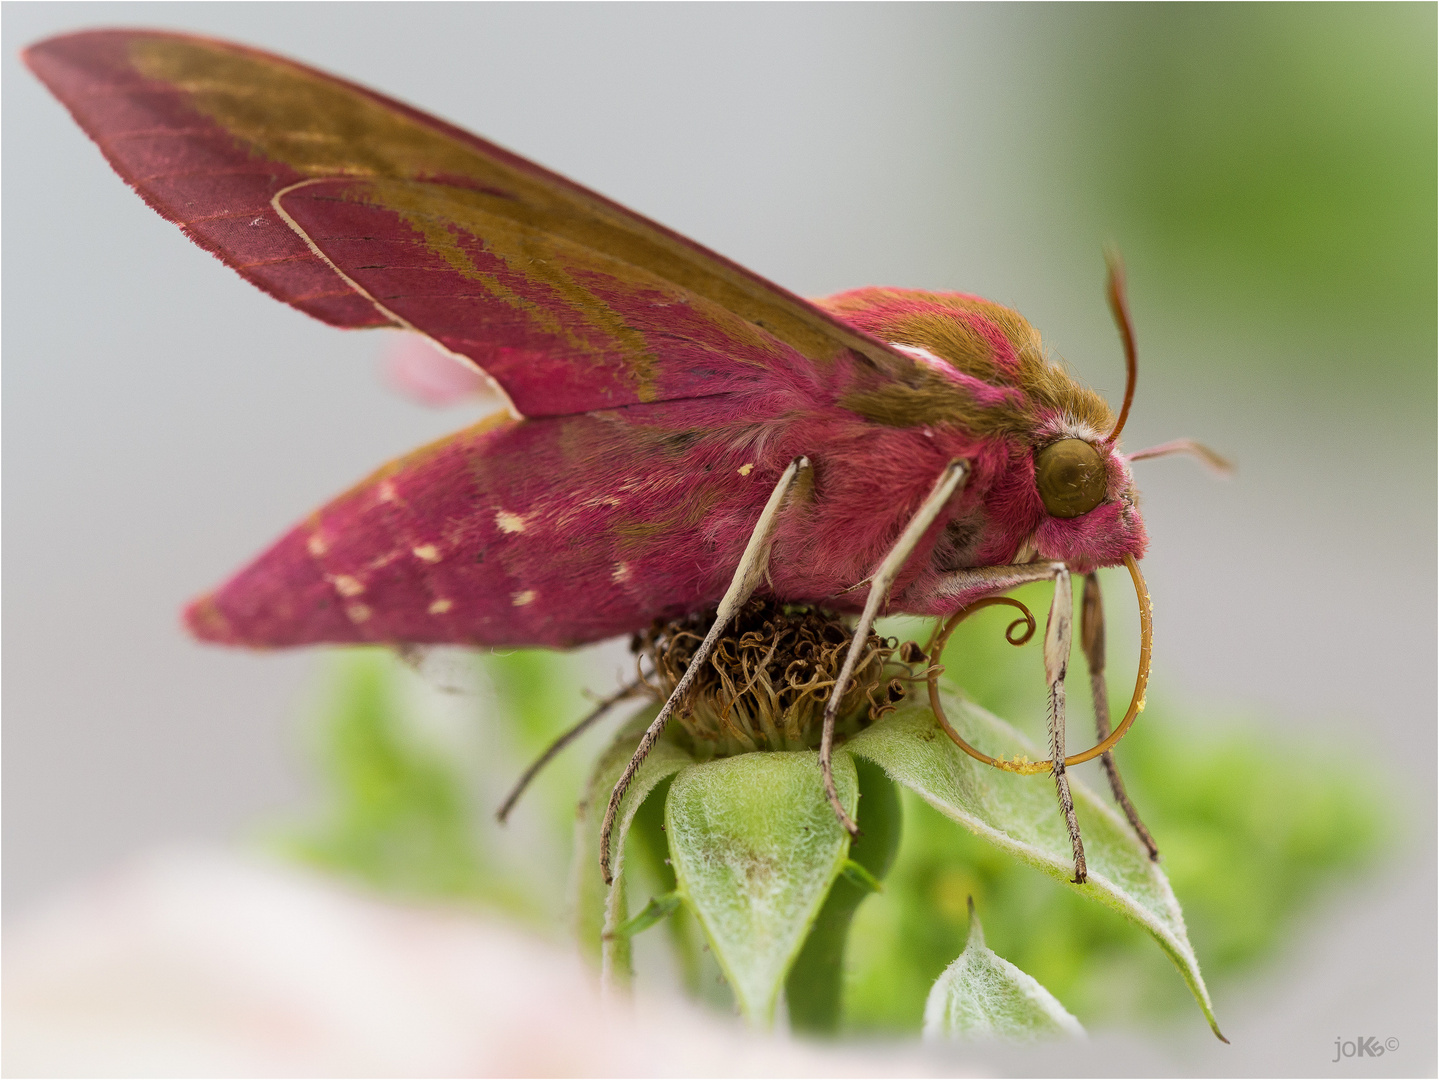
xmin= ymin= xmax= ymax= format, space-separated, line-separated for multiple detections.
xmin=1051 ymin=760 xmax=1088 ymax=885
xmin=1042 ymin=566 xmax=1087 ymax=882
xmin=1081 ymin=571 xmax=1160 ymax=861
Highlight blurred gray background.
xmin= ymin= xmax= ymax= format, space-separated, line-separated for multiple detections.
xmin=5 ymin=3 xmax=1434 ymax=1076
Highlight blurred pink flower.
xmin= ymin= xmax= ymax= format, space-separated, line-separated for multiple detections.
xmin=2 ymin=848 xmax=969 ymax=1078
xmin=382 ymin=335 xmax=494 ymax=407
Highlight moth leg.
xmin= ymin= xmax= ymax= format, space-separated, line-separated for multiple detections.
xmin=1081 ymin=572 xmax=1159 ymax=860
xmin=928 ymin=560 xmax=1079 ymax=600
xmin=1043 ymin=567 xmax=1087 ymax=884
xmin=496 ymin=677 xmax=644 ymax=824
xmin=820 ymin=459 xmax=970 ymax=836
xmin=598 ymin=456 xmax=811 ymax=885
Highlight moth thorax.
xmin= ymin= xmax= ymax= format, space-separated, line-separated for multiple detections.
xmin=632 ymin=599 xmax=914 ymax=758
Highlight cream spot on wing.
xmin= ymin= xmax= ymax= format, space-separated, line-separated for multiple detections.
xmin=345 ymin=603 xmax=372 ymax=624
xmin=428 ymin=598 xmax=453 ymax=615
xmin=377 ymin=481 xmax=399 ymax=503
xmin=495 ymin=510 xmax=527 ymax=534
xmin=611 ymin=562 xmax=631 ymax=583
xmin=307 ymin=533 xmax=328 ymax=557
xmin=412 ymin=544 xmax=441 ymax=563
xmin=331 ymin=575 xmax=365 ymax=597
xmin=738 ymin=463 xmax=754 ymax=476
xmin=511 ymin=589 xmax=536 ymax=606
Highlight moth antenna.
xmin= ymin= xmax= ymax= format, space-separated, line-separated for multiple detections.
xmin=1127 ymin=438 xmax=1234 ymax=476
xmin=1103 ymin=249 xmax=1138 ymax=446
xmin=495 ymin=677 xmax=644 ymax=824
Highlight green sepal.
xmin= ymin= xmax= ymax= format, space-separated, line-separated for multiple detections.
xmin=665 ymin=750 xmax=858 ymax=1026
xmin=785 ymin=756 xmax=902 ymax=1033
xmin=839 ymin=858 xmax=884 ymax=894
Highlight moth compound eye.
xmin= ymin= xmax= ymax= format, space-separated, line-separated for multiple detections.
xmin=1034 ymin=438 xmax=1107 ymax=518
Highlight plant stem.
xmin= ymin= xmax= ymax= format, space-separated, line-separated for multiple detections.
xmin=784 ymin=758 xmax=902 ymax=1033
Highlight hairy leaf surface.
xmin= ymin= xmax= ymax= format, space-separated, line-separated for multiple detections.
xmin=665 ymin=751 xmax=857 ymax=1025
xmin=924 ymin=904 xmax=1084 ymax=1041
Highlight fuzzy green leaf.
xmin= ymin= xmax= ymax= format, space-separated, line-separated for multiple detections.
xmin=568 ymin=707 xmax=692 ymax=982
xmin=665 ymin=750 xmax=858 ymax=1026
xmin=924 ymin=901 xmax=1084 ymax=1041
xmin=847 ymin=690 xmax=1224 ymax=1040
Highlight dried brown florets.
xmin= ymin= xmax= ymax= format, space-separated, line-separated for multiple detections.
xmin=631 ymin=599 xmax=924 ymax=759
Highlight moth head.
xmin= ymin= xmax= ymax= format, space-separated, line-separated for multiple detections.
xmin=1017 ymin=254 xmax=1147 ymax=571
xmin=1026 ymin=254 xmax=1230 ymax=567
xmin=1022 ymin=426 xmax=1143 ymax=574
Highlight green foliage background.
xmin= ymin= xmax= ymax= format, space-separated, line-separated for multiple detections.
xmin=1039 ymin=3 xmax=1435 ymax=368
